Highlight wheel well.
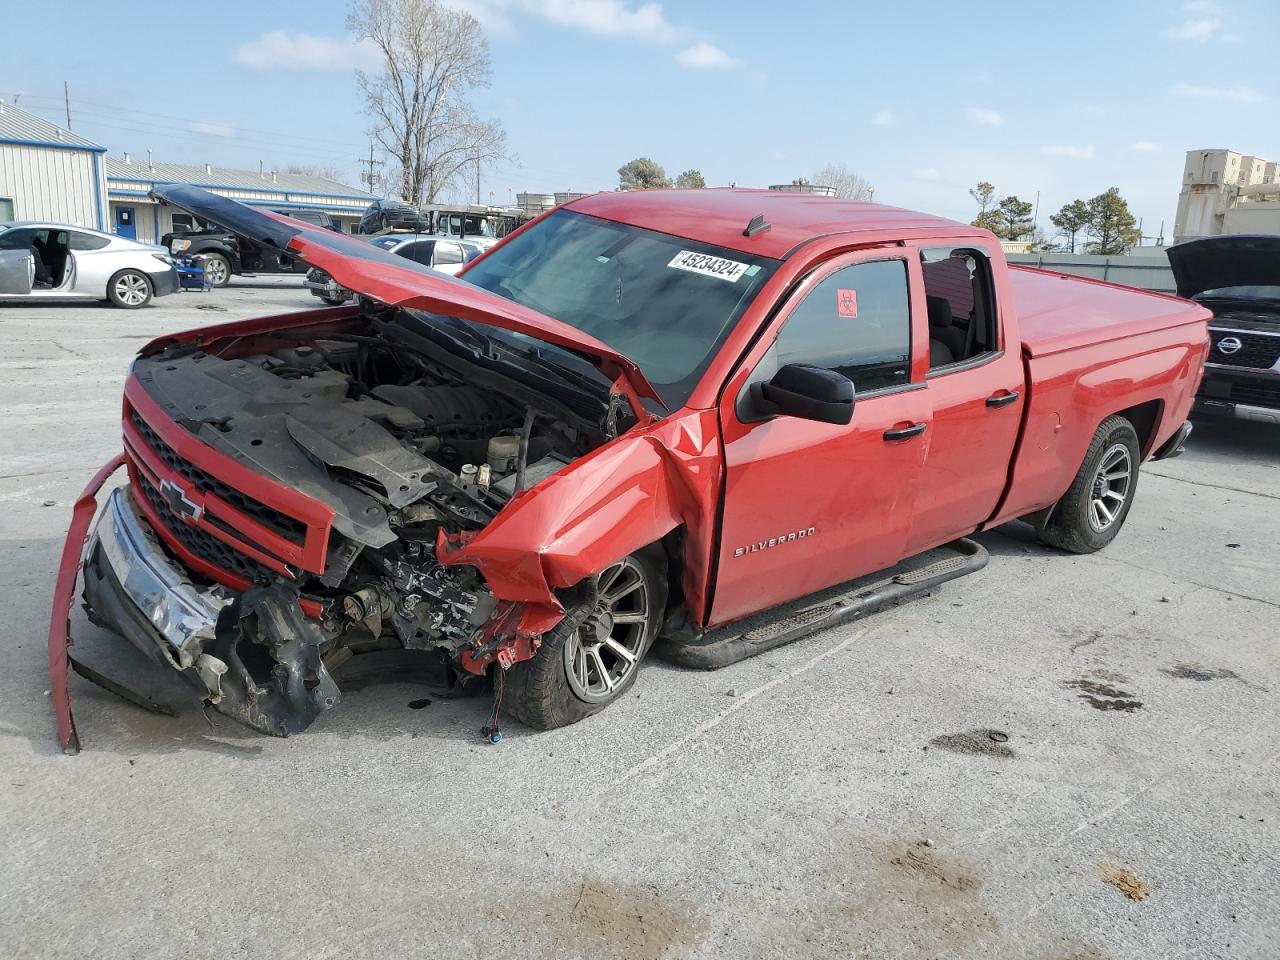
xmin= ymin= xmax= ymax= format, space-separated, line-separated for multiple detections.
xmin=658 ymin=527 xmax=689 ymax=625
xmin=1113 ymin=399 xmax=1163 ymax=457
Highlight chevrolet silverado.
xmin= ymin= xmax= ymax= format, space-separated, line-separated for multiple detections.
xmin=47 ymin=185 xmax=1209 ymax=751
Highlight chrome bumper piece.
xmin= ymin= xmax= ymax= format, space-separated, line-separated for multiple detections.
xmin=88 ymin=487 xmax=230 ymax=671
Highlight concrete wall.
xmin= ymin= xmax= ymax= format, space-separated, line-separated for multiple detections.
xmin=1007 ymin=252 xmax=1176 ymax=294
xmin=0 ymin=143 xmax=105 ymax=229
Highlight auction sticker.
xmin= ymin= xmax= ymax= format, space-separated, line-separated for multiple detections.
xmin=667 ymin=250 xmax=751 ymax=282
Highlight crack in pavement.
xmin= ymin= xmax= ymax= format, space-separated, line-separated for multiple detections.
xmin=588 ymin=624 xmax=876 ymax=802
xmin=1145 ymin=468 xmax=1280 ymax=502
xmin=1093 ymin=553 xmax=1280 ymax=610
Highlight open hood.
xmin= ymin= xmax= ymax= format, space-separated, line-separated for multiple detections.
xmin=1167 ymin=234 xmax=1280 ymax=300
xmin=149 ymin=184 xmax=663 ymax=407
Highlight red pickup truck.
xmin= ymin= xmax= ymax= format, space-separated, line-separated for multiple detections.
xmin=48 ymin=185 xmax=1209 ymax=750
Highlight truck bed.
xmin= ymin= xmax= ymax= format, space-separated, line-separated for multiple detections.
xmin=1011 ymin=265 xmax=1206 ymax=357
xmin=988 ymin=266 xmax=1211 ymax=530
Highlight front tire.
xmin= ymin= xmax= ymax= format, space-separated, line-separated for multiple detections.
xmin=107 ymin=270 xmax=153 ymax=308
xmin=200 ymin=253 xmax=231 ymax=288
xmin=505 ymin=546 xmax=667 ymax=730
xmin=1039 ymin=415 xmax=1141 ymax=554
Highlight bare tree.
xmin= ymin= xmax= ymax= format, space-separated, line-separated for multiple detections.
xmin=812 ymin=163 xmax=873 ymax=200
xmin=284 ymin=163 xmax=346 ymax=183
xmin=348 ymin=0 xmax=509 ymax=204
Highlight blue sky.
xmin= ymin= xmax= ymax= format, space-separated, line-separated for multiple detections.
xmin=3 ymin=0 xmax=1277 ymax=243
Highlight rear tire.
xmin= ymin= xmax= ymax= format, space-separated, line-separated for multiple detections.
xmin=1039 ymin=415 xmax=1140 ymax=554
xmin=107 ymin=270 xmax=153 ymax=308
xmin=200 ymin=253 xmax=231 ymax=288
xmin=505 ymin=546 xmax=667 ymax=730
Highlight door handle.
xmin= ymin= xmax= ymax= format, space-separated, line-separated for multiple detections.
xmin=883 ymin=422 xmax=926 ymax=442
xmin=986 ymin=390 xmax=1020 ymax=408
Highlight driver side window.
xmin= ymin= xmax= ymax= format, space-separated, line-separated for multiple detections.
xmin=775 ymin=259 xmax=912 ymax=393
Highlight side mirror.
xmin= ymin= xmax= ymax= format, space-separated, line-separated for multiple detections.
xmin=758 ymin=363 xmax=854 ymax=425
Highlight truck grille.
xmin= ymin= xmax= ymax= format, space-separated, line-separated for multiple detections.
xmin=134 ymin=472 xmax=277 ymax=584
xmin=1209 ymin=330 xmax=1280 ymax=370
xmin=128 ymin=411 xmax=306 ymax=544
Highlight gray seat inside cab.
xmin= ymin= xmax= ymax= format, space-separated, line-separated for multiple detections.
xmin=927 ymin=295 xmax=965 ymax=368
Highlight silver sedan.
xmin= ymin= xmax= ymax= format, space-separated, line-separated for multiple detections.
xmin=0 ymin=221 xmax=179 ymax=308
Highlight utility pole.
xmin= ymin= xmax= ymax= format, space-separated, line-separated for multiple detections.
xmin=357 ymin=141 xmax=382 ymax=194
xmin=476 ymin=157 xmax=481 ymax=206
xmin=63 ymin=81 xmax=72 ymax=131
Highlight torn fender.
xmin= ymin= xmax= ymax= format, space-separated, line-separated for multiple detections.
xmin=439 ymin=408 xmax=724 ymax=624
xmin=48 ymin=453 xmax=125 ymax=754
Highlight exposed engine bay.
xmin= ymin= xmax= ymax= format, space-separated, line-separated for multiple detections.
xmin=113 ymin=308 xmax=625 ymax=735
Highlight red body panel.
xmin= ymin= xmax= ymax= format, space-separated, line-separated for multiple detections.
xmin=48 ymin=454 xmax=124 ymax=754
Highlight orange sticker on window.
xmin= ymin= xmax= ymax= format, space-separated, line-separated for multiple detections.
xmin=837 ymin=289 xmax=858 ymax=318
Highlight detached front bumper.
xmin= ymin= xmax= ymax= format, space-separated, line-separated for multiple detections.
xmin=82 ymin=486 xmax=229 ymax=672
xmin=48 ymin=462 xmax=230 ymax=753
xmin=50 ymin=466 xmax=339 ymax=752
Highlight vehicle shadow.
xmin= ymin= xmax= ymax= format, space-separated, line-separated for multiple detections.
xmin=1186 ymin=412 xmax=1280 ymax=463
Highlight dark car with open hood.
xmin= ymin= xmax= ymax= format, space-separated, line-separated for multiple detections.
xmin=1168 ymin=234 xmax=1280 ymax=425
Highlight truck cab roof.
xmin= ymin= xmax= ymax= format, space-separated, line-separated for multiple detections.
xmin=566 ymin=188 xmax=976 ymax=260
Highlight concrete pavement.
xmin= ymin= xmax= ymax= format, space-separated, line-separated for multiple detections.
xmin=1 ymin=278 xmax=1277 ymax=959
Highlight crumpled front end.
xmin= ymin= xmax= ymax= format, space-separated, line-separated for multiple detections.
xmin=76 ymin=485 xmax=341 ymax=738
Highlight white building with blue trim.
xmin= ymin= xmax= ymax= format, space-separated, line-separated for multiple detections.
xmin=1 ymin=100 xmax=376 ymax=239
xmin=104 ymin=159 xmax=377 ymax=241
xmin=0 ymin=99 xmax=108 ymax=229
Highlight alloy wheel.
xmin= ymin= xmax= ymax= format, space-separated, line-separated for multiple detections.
xmin=204 ymin=258 xmax=229 ymax=286
xmin=563 ymin=557 xmax=651 ymax=703
xmin=1088 ymin=443 xmax=1132 ymax=532
xmin=115 ymin=273 xmax=149 ymax=306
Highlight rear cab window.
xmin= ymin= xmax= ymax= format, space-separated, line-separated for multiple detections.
xmin=920 ymin=246 xmax=999 ymax=371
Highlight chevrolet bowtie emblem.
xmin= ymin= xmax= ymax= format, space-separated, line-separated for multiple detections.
xmin=158 ymin=479 xmax=204 ymax=524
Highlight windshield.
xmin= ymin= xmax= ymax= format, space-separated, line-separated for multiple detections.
xmin=441 ymin=213 xmax=496 ymax=238
xmin=462 ymin=210 xmax=778 ymax=407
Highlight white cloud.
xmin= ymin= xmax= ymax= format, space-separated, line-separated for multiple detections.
xmin=235 ymin=31 xmax=381 ymax=71
xmin=528 ymin=0 xmax=675 ymax=41
xmin=189 ymin=121 xmax=235 ymax=138
xmin=1130 ymin=140 xmax=1162 ymax=153
xmin=913 ymin=168 xmax=940 ymax=181
xmin=675 ymin=41 xmax=741 ymax=70
xmin=873 ymin=110 xmax=893 ymax=126
xmin=1174 ymin=82 xmax=1264 ymax=103
xmin=1166 ymin=16 xmax=1220 ymax=41
xmin=965 ymin=107 xmax=1003 ymax=127
xmin=1041 ymin=144 xmax=1095 ymax=160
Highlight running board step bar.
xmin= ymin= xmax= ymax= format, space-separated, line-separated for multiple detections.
xmin=653 ymin=538 xmax=989 ymax=670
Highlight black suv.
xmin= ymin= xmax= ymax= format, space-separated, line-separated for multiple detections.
xmin=358 ymin=200 xmax=430 ymax=234
xmin=1168 ymin=235 xmax=1280 ymax=425
xmin=160 ymin=206 xmax=339 ymax=287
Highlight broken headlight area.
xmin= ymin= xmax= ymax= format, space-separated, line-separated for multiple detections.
xmin=84 ymin=312 xmax=616 ymax=736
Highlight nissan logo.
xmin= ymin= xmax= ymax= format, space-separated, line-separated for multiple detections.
xmin=1217 ymin=336 xmax=1243 ymax=355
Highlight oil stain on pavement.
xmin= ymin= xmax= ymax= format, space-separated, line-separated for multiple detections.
xmin=1064 ymin=678 xmax=1143 ymax=712
xmin=1160 ymin=663 xmax=1242 ymax=683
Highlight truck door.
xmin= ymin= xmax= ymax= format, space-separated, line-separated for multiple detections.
xmin=710 ymin=251 xmax=932 ymax=626
xmin=903 ymin=244 xmax=1024 ymax=554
